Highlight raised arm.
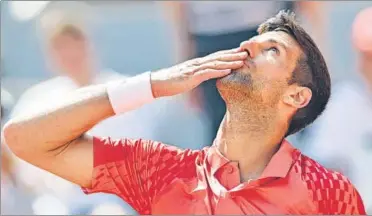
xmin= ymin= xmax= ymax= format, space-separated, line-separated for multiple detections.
xmin=2 ymin=48 xmax=247 ymax=188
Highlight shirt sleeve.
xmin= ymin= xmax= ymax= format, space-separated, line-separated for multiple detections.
xmin=81 ymin=136 xmax=199 ymax=214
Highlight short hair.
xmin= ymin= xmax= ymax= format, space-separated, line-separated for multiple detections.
xmin=258 ymin=10 xmax=331 ymax=136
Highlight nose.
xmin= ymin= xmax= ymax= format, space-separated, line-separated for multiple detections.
xmin=240 ymin=40 xmax=259 ymax=59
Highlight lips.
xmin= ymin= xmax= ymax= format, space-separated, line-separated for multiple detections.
xmin=244 ymin=60 xmax=254 ymax=69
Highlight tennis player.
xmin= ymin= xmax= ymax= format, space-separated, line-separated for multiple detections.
xmin=3 ymin=11 xmax=366 ymax=214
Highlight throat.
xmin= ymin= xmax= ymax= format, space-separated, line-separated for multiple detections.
xmin=215 ymin=109 xmax=285 ymax=183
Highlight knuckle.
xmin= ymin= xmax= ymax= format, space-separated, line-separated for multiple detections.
xmin=194 ymin=57 xmax=206 ymax=65
xmin=189 ymin=58 xmax=199 ymax=66
xmin=181 ymin=66 xmax=197 ymax=77
xmin=186 ymin=67 xmax=196 ymax=74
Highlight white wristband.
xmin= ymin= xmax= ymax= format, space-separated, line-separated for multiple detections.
xmin=107 ymin=71 xmax=155 ymax=114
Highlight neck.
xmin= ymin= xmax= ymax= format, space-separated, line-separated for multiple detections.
xmin=215 ymin=105 xmax=287 ymax=182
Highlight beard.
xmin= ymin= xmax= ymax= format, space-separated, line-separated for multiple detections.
xmin=218 ymin=69 xmax=252 ymax=85
xmin=216 ymin=68 xmax=255 ymax=101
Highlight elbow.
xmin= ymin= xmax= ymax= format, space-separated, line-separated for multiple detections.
xmin=2 ymin=120 xmax=28 ymax=159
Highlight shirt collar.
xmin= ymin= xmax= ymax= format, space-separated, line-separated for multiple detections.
xmin=207 ymin=139 xmax=298 ymax=179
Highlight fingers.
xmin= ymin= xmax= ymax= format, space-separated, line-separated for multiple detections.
xmin=209 ymin=47 xmax=244 ymax=56
xmin=195 ymin=50 xmax=247 ymax=65
xmin=212 ymin=52 xmax=248 ymax=62
xmin=196 ymin=60 xmax=244 ymax=71
xmin=196 ymin=69 xmax=232 ymax=81
xmin=194 ymin=60 xmax=244 ymax=81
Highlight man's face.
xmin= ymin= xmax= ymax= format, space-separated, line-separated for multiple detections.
xmin=48 ymin=34 xmax=89 ymax=75
xmin=217 ymin=31 xmax=302 ymax=109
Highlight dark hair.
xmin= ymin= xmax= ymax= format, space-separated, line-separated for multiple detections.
xmin=258 ymin=10 xmax=331 ymax=136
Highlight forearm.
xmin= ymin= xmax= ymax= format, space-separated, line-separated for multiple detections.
xmin=3 ymin=84 xmax=114 ymax=154
xmin=3 ymin=72 xmax=155 ymax=155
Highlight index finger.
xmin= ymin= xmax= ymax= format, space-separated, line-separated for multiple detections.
xmin=210 ymin=52 xmax=248 ymax=62
xmin=201 ymin=51 xmax=247 ymax=64
xmin=208 ymin=47 xmax=244 ymax=57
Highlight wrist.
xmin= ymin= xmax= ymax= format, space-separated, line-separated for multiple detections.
xmin=150 ymin=70 xmax=170 ymax=98
xmin=107 ymin=72 xmax=154 ymax=114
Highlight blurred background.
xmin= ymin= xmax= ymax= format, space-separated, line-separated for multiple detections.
xmin=1 ymin=1 xmax=371 ymax=215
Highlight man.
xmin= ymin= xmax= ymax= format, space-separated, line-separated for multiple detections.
xmin=3 ymin=11 xmax=366 ymax=214
xmin=303 ymin=7 xmax=372 ymax=213
xmin=162 ymin=1 xmax=326 ymax=145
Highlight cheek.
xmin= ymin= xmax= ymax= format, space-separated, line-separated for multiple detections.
xmin=255 ymin=54 xmax=278 ymax=67
xmin=249 ymin=57 xmax=289 ymax=89
xmin=259 ymin=80 xmax=288 ymax=104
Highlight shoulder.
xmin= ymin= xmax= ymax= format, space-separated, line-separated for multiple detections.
xmin=295 ymin=154 xmax=366 ymax=214
xmin=92 ymin=136 xmax=204 ymax=171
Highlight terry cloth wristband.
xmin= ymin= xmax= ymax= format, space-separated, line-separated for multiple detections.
xmin=107 ymin=71 xmax=155 ymax=114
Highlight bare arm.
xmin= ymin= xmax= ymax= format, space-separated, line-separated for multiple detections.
xmin=3 ymin=48 xmax=247 ymax=188
xmin=3 ymin=84 xmax=112 ymax=187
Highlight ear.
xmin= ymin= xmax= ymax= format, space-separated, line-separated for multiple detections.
xmin=282 ymin=85 xmax=312 ymax=109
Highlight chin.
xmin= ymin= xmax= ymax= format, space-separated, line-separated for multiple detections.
xmin=216 ymin=72 xmax=240 ymax=98
xmin=217 ymin=69 xmax=244 ymax=86
xmin=217 ymin=69 xmax=253 ymax=97
xmin=216 ymin=73 xmax=232 ymax=90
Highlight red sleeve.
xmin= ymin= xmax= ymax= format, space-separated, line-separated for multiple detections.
xmin=81 ymin=136 xmax=199 ymax=214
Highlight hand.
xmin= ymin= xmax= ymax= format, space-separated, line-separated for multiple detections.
xmin=150 ymin=48 xmax=247 ymax=98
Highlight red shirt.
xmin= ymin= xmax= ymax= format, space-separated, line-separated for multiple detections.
xmin=82 ymin=137 xmax=366 ymax=215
